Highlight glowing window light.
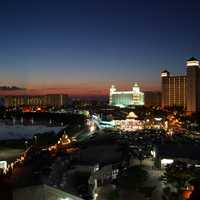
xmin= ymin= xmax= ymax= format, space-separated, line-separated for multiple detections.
xmin=59 ymin=198 xmax=72 ymax=200
xmin=150 ymin=150 xmax=156 ymax=158
xmin=90 ymin=125 xmax=96 ymax=132
xmin=0 ymin=161 xmax=7 ymax=173
xmin=187 ymin=60 xmax=199 ymax=66
xmin=161 ymin=72 xmax=168 ymax=77
xmin=154 ymin=117 xmax=162 ymax=121
xmin=161 ymin=158 xmax=174 ymax=165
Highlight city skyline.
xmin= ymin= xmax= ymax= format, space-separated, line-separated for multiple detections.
xmin=1 ymin=0 xmax=200 ymax=95
xmin=1 ymin=1 xmax=200 ymax=199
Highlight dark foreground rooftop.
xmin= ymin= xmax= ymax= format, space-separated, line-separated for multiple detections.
xmin=156 ymin=143 xmax=200 ymax=161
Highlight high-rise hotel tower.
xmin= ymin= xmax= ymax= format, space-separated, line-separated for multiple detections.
xmin=161 ymin=57 xmax=200 ymax=113
xmin=161 ymin=70 xmax=187 ymax=109
xmin=186 ymin=57 xmax=200 ymax=113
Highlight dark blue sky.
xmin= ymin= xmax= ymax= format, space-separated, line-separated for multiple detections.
xmin=0 ymin=0 xmax=200 ymax=95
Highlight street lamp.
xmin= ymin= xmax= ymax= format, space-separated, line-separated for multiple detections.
xmin=20 ymin=117 xmax=23 ymax=124
xmin=25 ymin=140 xmax=28 ymax=149
xmin=34 ymin=135 xmax=37 ymax=145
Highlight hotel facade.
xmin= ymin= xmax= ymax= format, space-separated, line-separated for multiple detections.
xmin=109 ymin=83 xmax=144 ymax=107
xmin=161 ymin=57 xmax=200 ymax=113
xmin=3 ymin=94 xmax=68 ymax=108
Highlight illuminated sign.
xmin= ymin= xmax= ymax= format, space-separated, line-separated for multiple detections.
xmin=187 ymin=60 xmax=199 ymax=66
xmin=161 ymin=72 xmax=168 ymax=77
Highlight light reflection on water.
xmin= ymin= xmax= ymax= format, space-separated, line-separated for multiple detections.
xmin=0 ymin=122 xmax=63 ymax=140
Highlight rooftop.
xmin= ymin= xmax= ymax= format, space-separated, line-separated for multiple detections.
xmin=187 ymin=57 xmax=198 ymax=61
xmin=156 ymin=143 xmax=200 ymax=161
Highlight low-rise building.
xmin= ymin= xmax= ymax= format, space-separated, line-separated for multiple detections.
xmin=4 ymin=94 xmax=68 ymax=108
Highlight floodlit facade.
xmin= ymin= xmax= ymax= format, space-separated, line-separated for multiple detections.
xmin=4 ymin=94 xmax=68 ymax=108
xmin=161 ymin=70 xmax=187 ymax=108
xmin=91 ymin=112 xmax=164 ymax=131
xmin=114 ymin=118 xmax=143 ymax=131
xmin=109 ymin=83 xmax=144 ymax=107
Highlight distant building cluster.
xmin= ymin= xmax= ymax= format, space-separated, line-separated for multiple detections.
xmin=161 ymin=57 xmax=200 ymax=113
xmin=108 ymin=57 xmax=200 ymax=113
xmin=3 ymin=94 xmax=68 ymax=108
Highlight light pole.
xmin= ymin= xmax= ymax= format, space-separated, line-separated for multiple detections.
xmin=34 ymin=135 xmax=37 ymax=145
xmin=21 ymin=117 xmax=23 ymax=124
xmin=25 ymin=140 xmax=28 ymax=149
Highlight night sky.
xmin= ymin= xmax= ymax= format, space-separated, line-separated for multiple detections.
xmin=0 ymin=0 xmax=200 ymax=95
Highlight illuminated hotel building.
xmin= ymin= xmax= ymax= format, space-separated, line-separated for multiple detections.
xmin=161 ymin=57 xmax=200 ymax=113
xmin=4 ymin=94 xmax=68 ymax=108
xmin=161 ymin=70 xmax=187 ymax=109
xmin=109 ymin=83 xmax=144 ymax=107
xmin=186 ymin=57 xmax=200 ymax=113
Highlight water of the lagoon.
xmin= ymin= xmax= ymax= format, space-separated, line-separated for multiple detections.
xmin=0 ymin=120 xmax=63 ymax=140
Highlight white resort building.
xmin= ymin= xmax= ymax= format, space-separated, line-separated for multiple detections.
xmin=109 ymin=83 xmax=144 ymax=107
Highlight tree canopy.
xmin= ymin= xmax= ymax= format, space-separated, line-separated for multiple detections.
xmin=118 ymin=166 xmax=148 ymax=190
